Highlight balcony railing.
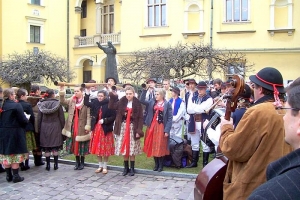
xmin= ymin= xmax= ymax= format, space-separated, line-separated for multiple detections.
xmin=74 ymin=33 xmax=121 ymax=47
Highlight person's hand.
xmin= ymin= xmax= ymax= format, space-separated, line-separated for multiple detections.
xmin=136 ymin=133 xmax=140 ymax=138
xmin=98 ymin=119 xmax=104 ymax=124
xmin=59 ymin=85 xmax=64 ymax=91
xmin=24 ymin=112 xmax=31 ymax=120
xmin=220 ymin=116 xmax=233 ymax=128
xmin=164 ymin=132 xmax=169 ymax=137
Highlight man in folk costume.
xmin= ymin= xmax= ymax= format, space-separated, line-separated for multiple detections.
xmin=180 ymin=79 xmax=190 ymax=141
xmin=163 ymin=79 xmax=172 ymax=101
xmin=184 ymin=79 xmax=198 ymax=145
xmin=140 ymin=78 xmax=157 ymax=124
xmin=186 ymin=81 xmax=213 ymax=168
xmin=220 ymin=67 xmax=292 ymax=200
xmin=169 ymin=87 xmax=186 ymax=138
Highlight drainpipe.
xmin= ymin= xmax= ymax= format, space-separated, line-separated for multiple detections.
xmin=67 ymin=0 xmax=70 ymax=82
xmin=208 ymin=0 xmax=214 ymax=80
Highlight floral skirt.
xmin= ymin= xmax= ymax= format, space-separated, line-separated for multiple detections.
xmin=90 ymin=123 xmax=115 ymax=157
xmin=26 ymin=131 xmax=37 ymax=152
xmin=0 ymin=154 xmax=26 ymax=165
xmin=115 ymin=123 xmax=142 ymax=156
xmin=66 ymin=134 xmax=89 ymax=156
xmin=41 ymin=145 xmax=63 ymax=153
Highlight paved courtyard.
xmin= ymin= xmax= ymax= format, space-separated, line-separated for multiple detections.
xmin=0 ymin=162 xmax=195 ymax=200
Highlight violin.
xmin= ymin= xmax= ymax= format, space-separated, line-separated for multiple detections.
xmin=194 ymin=75 xmax=245 ymax=200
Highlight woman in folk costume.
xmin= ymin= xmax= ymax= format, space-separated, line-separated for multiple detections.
xmin=26 ymin=85 xmax=45 ymax=166
xmin=108 ymin=86 xmax=144 ymax=176
xmin=59 ymin=86 xmax=91 ymax=170
xmin=169 ymin=87 xmax=186 ymax=138
xmin=84 ymin=89 xmax=116 ymax=174
xmin=16 ymin=89 xmax=37 ymax=171
xmin=37 ymin=89 xmax=65 ymax=171
xmin=140 ymin=88 xmax=173 ymax=172
xmin=0 ymin=88 xmax=29 ymax=183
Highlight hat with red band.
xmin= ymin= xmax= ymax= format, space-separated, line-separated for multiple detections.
xmin=249 ymin=67 xmax=284 ymax=94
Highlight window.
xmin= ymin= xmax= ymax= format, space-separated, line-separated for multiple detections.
xmin=102 ymin=5 xmax=114 ymax=34
xmin=81 ymin=0 xmax=87 ymax=18
xmin=227 ymin=60 xmax=245 ymax=77
xmin=225 ymin=0 xmax=249 ymax=22
xmin=30 ymin=25 xmax=40 ymax=43
xmin=80 ymin=29 xmax=86 ymax=37
xmin=147 ymin=0 xmax=167 ymax=27
xmin=31 ymin=0 xmax=41 ymax=5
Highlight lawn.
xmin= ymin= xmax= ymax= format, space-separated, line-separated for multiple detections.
xmin=62 ymin=113 xmax=212 ymax=174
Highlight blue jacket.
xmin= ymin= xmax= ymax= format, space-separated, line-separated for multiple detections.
xmin=140 ymin=90 xmax=173 ymax=134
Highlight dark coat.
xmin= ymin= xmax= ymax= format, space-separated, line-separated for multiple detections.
xmin=37 ymin=98 xmax=65 ymax=148
xmin=84 ymin=94 xmax=116 ymax=135
xmin=139 ymin=90 xmax=173 ymax=134
xmin=248 ymin=148 xmax=300 ymax=200
xmin=108 ymin=93 xmax=144 ymax=140
xmin=19 ymin=100 xmax=35 ymax=132
xmin=0 ymin=99 xmax=28 ymax=154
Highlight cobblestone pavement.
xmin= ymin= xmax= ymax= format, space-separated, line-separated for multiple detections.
xmin=0 ymin=163 xmax=195 ymax=200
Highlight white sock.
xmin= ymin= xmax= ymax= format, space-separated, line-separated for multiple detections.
xmin=103 ymin=162 xmax=107 ymax=169
xmin=99 ymin=162 xmax=103 ymax=168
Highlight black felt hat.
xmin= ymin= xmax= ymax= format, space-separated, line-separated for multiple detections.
xmin=171 ymin=87 xmax=181 ymax=96
xmin=239 ymin=84 xmax=252 ymax=99
xmin=196 ymin=81 xmax=207 ymax=89
xmin=249 ymin=67 xmax=284 ymax=93
xmin=105 ymin=77 xmax=117 ymax=84
xmin=146 ymin=78 xmax=157 ymax=84
xmin=122 ymin=83 xmax=133 ymax=88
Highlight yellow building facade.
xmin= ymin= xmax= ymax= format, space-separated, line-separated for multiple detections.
xmin=1 ymin=0 xmax=299 ymax=88
xmin=72 ymin=0 xmax=299 ymax=85
xmin=0 ymin=0 xmax=69 ymax=88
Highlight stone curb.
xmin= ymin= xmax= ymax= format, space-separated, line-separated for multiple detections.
xmin=29 ymin=155 xmax=198 ymax=179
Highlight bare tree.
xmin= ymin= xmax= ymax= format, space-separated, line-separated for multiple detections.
xmin=0 ymin=50 xmax=75 ymax=90
xmin=119 ymin=43 xmax=254 ymax=83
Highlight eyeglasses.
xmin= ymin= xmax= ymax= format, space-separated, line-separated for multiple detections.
xmin=276 ymin=107 xmax=300 ymax=115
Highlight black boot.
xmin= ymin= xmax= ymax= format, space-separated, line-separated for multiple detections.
xmin=0 ymin=164 xmax=5 ymax=173
xmin=158 ymin=157 xmax=164 ymax=172
xmin=12 ymin=168 xmax=24 ymax=183
xmin=19 ymin=162 xmax=26 ymax=171
xmin=54 ymin=156 xmax=58 ymax=170
xmin=203 ymin=152 xmax=210 ymax=167
xmin=122 ymin=161 xmax=129 ymax=176
xmin=5 ymin=168 xmax=12 ymax=182
xmin=34 ymin=154 xmax=45 ymax=166
xmin=74 ymin=156 xmax=80 ymax=170
xmin=24 ymin=159 xmax=30 ymax=170
xmin=153 ymin=157 xmax=158 ymax=171
xmin=129 ymin=161 xmax=135 ymax=176
xmin=78 ymin=156 xmax=84 ymax=170
xmin=186 ymin=151 xmax=199 ymax=168
xmin=45 ymin=156 xmax=50 ymax=171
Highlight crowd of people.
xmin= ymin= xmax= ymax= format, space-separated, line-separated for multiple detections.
xmin=0 ymin=69 xmax=300 ymax=199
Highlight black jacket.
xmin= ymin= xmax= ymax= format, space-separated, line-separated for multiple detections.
xmin=84 ymin=94 xmax=116 ymax=134
xmin=0 ymin=99 xmax=28 ymax=154
xmin=19 ymin=100 xmax=35 ymax=132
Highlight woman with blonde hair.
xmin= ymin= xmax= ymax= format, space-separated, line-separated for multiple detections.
xmin=0 ymin=88 xmax=28 ymax=183
xmin=109 ymin=86 xmax=144 ymax=176
xmin=60 ymin=86 xmax=91 ymax=170
xmin=140 ymin=87 xmax=173 ymax=172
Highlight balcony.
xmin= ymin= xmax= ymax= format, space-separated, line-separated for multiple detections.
xmin=74 ymin=33 xmax=121 ymax=47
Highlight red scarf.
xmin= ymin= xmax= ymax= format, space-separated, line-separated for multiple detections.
xmin=120 ymin=107 xmax=132 ymax=156
xmin=144 ymin=103 xmax=164 ymax=157
xmin=73 ymin=107 xmax=80 ymax=155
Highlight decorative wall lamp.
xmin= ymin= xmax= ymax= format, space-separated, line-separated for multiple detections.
xmin=89 ymin=55 xmax=97 ymax=66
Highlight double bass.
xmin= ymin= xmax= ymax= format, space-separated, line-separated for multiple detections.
xmin=194 ymin=75 xmax=245 ymax=200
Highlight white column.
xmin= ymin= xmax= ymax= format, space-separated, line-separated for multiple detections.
xmin=288 ymin=3 xmax=292 ymax=28
xmin=270 ymin=4 xmax=275 ymax=29
xmin=96 ymin=3 xmax=102 ymax=34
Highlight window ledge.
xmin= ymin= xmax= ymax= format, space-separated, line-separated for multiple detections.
xmin=267 ymin=28 xmax=295 ymax=36
xmin=222 ymin=21 xmax=252 ymax=24
xmin=139 ymin=34 xmax=171 ymax=38
xmin=182 ymin=32 xmax=205 ymax=38
xmin=27 ymin=3 xmax=45 ymax=8
xmin=26 ymin=42 xmax=45 ymax=45
xmin=144 ymin=26 xmax=169 ymax=29
xmin=217 ymin=30 xmax=256 ymax=34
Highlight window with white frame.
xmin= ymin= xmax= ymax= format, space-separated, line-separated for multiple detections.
xmin=102 ymin=5 xmax=114 ymax=34
xmin=225 ymin=0 xmax=249 ymax=22
xmin=147 ymin=0 xmax=167 ymax=27
xmin=27 ymin=18 xmax=45 ymax=43
xmin=29 ymin=0 xmax=44 ymax=6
